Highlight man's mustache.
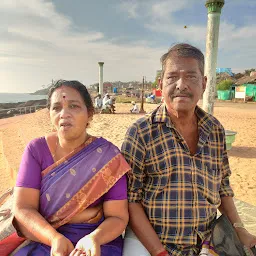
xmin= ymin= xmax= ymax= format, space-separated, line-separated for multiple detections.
xmin=169 ymin=92 xmax=193 ymax=99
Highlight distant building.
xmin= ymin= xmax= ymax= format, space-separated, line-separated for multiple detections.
xmin=235 ymin=75 xmax=256 ymax=86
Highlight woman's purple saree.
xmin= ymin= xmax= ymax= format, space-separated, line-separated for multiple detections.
xmin=14 ymin=137 xmax=130 ymax=256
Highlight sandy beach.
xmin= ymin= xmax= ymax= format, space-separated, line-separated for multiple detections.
xmin=0 ymin=101 xmax=256 ymax=234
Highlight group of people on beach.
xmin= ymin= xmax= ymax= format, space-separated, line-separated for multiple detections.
xmin=95 ymin=93 xmax=139 ymax=114
xmin=1 ymin=43 xmax=256 ymax=256
xmin=94 ymin=93 xmax=116 ymax=114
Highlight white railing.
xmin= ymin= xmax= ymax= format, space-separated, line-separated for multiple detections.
xmin=0 ymin=105 xmax=47 ymax=116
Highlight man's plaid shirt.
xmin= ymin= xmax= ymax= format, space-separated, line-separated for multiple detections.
xmin=121 ymin=104 xmax=234 ymax=248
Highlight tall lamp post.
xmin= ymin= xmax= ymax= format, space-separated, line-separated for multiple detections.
xmin=203 ymin=0 xmax=225 ymax=114
xmin=98 ymin=62 xmax=104 ymax=95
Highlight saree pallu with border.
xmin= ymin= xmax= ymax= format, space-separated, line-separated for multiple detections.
xmin=14 ymin=137 xmax=131 ymax=256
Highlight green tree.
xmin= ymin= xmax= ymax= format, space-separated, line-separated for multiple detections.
xmin=244 ymin=68 xmax=255 ymax=75
xmin=217 ymin=79 xmax=233 ymax=91
xmin=152 ymin=80 xmax=158 ymax=89
xmin=152 ymin=70 xmax=162 ymax=89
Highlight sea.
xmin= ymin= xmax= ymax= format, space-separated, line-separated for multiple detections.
xmin=0 ymin=93 xmax=47 ymax=103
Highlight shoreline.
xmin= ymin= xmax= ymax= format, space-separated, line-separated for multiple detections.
xmin=0 ymin=99 xmax=47 ymax=119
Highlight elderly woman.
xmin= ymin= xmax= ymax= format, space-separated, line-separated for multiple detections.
xmin=11 ymin=80 xmax=130 ymax=256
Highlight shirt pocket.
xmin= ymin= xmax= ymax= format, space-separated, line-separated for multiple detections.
xmin=144 ymin=146 xmax=174 ymax=176
xmin=143 ymin=170 xmax=169 ymax=202
xmin=196 ymin=162 xmax=222 ymax=204
xmin=143 ymin=161 xmax=170 ymax=200
xmin=143 ymin=149 xmax=174 ymax=199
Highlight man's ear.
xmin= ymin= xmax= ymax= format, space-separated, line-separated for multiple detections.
xmin=202 ymin=76 xmax=207 ymax=92
xmin=159 ymin=79 xmax=163 ymax=91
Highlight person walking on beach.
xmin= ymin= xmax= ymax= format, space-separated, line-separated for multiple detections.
xmin=121 ymin=43 xmax=256 ymax=255
xmin=1 ymin=80 xmax=130 ymax=256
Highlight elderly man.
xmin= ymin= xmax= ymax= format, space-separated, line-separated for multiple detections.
xmin=130 ymin=101 xmax=139 ymax=114
xmin=121 ymin=43 xmax=256 ymax=256
xmin=101 ymin=93 xmax=116 ymax=113
xmin=94 ymin=94 xmax=103 ymax=110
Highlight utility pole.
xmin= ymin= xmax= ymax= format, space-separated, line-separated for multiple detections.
xmin=203 ymin=0 xmax=225 ymax=114
xmin=139 ymin=76 xmax=146 ymax=113
xmin=144 ymin=76 xmax=148 ymax=91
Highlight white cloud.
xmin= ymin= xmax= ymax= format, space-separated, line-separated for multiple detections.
xmin=118 ymin=1 xmax=139 ymax=19
xmin=150 ymin=0 xmax=191 ymax=21
xmin=1 ymin=0 xmax=256 ymax=93
xmin=119 ymin=0 xmax=256 ymax=72
xmin=0 ymin=0 xmax=164 ymax=92
xmin=226 ymin=0 xmax=256 ymax=7
xmin=1 ymin=0 xmax=71 ymax=30
xmin=120 ymin=0 xmax=206 ymax=45
xmin=145 ymin=22 xmax=207 ymax=46
xmin=218 ymin=21 xmax=256 ymax=55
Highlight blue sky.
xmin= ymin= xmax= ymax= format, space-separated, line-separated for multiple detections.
xmin=1 ymin=0 xmax=256 ymax=93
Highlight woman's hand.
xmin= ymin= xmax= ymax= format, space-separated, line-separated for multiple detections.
xmin=69 ymin=235 xmax=100 ymax=256
xmin=50 ymin=234 xmax=74 ymax=256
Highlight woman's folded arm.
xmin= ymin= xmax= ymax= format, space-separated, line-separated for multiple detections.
xmin=13 ymin=187 xmax=61 ymax=246
xmin=87 ymin=199 xmax=129 ymax=245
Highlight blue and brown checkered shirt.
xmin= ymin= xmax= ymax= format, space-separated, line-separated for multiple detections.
xmin=121 ymin=104 xmax=234 ymax=249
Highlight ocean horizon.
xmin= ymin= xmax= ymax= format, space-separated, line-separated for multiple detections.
xmin=0 ymin=93 xmax=47 ymax=103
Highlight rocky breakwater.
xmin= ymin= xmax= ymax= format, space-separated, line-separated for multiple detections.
xmin=0 ymin=99 xmax=47 ymax=119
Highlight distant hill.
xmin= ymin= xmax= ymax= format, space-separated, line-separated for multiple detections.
xmin=32 ymin=81 xmax=145 ymax=95
xmin=31 ymin=87 xmax=50 ymax=95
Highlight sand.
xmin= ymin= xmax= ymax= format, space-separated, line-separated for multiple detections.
xmin=0 ymin=101 xmax=256 ymax=233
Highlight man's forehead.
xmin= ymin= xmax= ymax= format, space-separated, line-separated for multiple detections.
xmin=165 ymin=61 xmax=200 ymax=73
xmin=165 ymin=69 xmax=198 ymax=74
xmin=165 ymin=57 xmax=199 ymax=67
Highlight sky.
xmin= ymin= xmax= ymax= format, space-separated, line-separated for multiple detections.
xmin=1 ymin=0 xmax=256 ymax=93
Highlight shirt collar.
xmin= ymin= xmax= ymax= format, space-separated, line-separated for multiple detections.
xmin=152 ymin=103 xmax=217 ymax=132
xmin=152 ymin=104 xmax=173 ymax=127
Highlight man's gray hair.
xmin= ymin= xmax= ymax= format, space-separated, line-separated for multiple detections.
xmin=160 ymin=43 xmax=205 ymax=77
